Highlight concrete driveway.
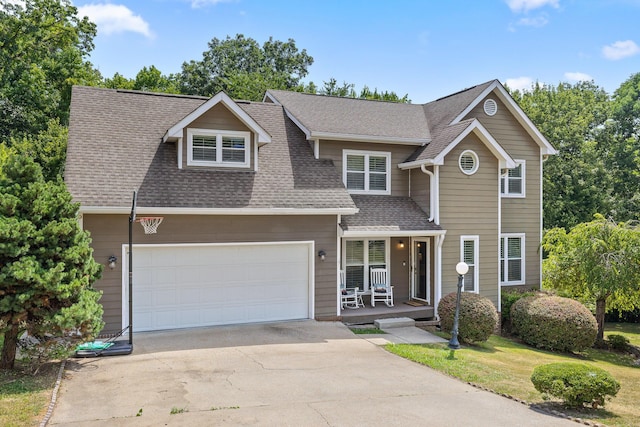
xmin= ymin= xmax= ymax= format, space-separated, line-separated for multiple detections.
xmin=49 ymin=321 xmax=576 ymax=426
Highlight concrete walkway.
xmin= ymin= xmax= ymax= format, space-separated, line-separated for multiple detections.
xmin=49 ymin=321 xmax=576 ymax=426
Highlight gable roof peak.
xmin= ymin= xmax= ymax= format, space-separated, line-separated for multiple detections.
xmin=163 ymin=91 xmax=272 ymax=144
xmin=429 ymin=79 xmax=499 ymax=104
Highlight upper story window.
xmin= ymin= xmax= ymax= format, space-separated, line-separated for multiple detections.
xmin=501 ymin=160 xmax=525 ymax=197
xmin=187 ymin=128 xmax=251 ymax=168
xmin=459 ymin=150 xmax=479 ymax=175
xmin=343 ymin=150 xmax=391 ymax=195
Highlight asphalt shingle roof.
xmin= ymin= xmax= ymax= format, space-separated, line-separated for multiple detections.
xmin=340 ymin=195 xmax=441 ymax=232
xmin=66 ymin=86 xmax=356 ymax=211
xmin=266 ymin=90 xmax=431 ymax=142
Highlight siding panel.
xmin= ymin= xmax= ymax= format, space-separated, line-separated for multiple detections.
xmin=467 ymin=96 xmax=543 ymax=288
xmin=439 ymin=135 xmax=500 ymax=306
xmin=85 ymin=214 xmax=338 ymax=333
xmin=319 ymin=140 xmax=416 ymax=196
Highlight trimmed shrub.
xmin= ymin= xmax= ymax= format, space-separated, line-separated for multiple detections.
xmin=511 ymin=295 xmax=597 ymax=352
xmin=438 ymin=292 xmax=498 ymax=343
xmin=606 ymin=334 xmax=630 ymax=352
xmin=500 ymin=289 xmax=538 ymax=333
xmin=531 ymin=363 xmax=620 ymax=408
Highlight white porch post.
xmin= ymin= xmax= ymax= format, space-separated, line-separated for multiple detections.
xmin=434 ymin=233 xmax=446 ymax=319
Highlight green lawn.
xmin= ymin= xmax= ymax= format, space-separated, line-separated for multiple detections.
xmin=386 ymin=324 xmax=640 ymax=427
xmin=0 ymin=361 xmax=60 ymax=427
xmin=605 ymin=322 xmax=640 ymax=347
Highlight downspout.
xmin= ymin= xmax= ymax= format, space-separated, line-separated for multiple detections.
xmin=420 ymin=164 xmax=440 ymax=225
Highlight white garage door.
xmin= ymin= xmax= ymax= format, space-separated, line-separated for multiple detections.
xmin=123 ymin=242 xmax=312 ymax=332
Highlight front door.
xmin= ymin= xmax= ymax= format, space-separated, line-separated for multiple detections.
xmin=411 ymin=238 xmax=430 ymax=303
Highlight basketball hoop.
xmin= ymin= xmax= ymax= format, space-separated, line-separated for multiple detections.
xmin=137 ymin=217 xmax=163 ymax=234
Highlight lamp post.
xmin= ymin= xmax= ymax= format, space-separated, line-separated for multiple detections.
xmin=448 ymin=261 xmax=469 ymax=350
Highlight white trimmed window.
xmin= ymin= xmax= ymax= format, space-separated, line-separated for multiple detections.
xmin=501 ymin=160 xmax=525 ymax=197
xmin=343 ymin=150 xmax=391 ymax=194
xmin=187 ymin=128 xmax=251 ymax=168
xmin=343 ymin=239 xmax=388 ymax=291
xmin=500 ymin=234 xmax=525 ymax=285
xmin=459 ymin=150 xmax=479 ymax=175
xmin=460 ymin=236 xmax=479 ymax=292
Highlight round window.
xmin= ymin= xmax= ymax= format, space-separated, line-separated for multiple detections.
xmin=484 ymin=98 xmax=498 ymax=116
xmin=459 ymin=150 xmax=479 ymax=175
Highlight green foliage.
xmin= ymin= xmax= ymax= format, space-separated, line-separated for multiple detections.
xmin=542 ymin=214 xmax=640 ymax=343
xmin=438 ymin=292 xmax=498 ymax=343
xmin=511 ymin=295 xmax=597 ymax=352
xmin=531 ymin=362 xmax=620 ymax=408
xmin=102 ymin=66 xmax=180 ymax=94
xmin=608 ymin=72 xmax=640 ymax=220
xmin=0 ymin=0 xmax=100 ymax=141
xmin=500 ymin=288 xmax=538 ymax=332
xmin=606 ymin=334 xmax=630 ymax=352
xmin=179 ymin=34 xmax=313 ymax=100
xmin=10 ymin=119 xmax=68 ymax=180
xmin=0 ymin=154 xmax=103 ymax=369
xmin=317 ymin=78 xmax=410 ymax=103
xmin=510 ymin=81 xmax=613 ymax=230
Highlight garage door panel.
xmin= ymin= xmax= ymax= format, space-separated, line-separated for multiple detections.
xmin=129 ymin=243 xmax=311 ymax=332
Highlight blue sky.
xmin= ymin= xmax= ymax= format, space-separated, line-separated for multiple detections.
xmin=74 ymin=0 xmax=640 ymax=103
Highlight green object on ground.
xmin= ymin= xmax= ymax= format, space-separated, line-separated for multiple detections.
xmin=76 ymin=341 xmax=114 ymax=351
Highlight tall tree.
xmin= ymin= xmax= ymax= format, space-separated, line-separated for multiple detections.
xmin=179 ymin=34 xmax=313 ymax=100
xmin=102 ymin=66 xmax=180 ymax=94
xmin=0 ymin=154 xmax=103 ymax=369
xmin=542 ymin=214 xmax=640 ymax=344
xmin=608 ymin=72 xmax=640 ymax=221
xmin=11 ymin=119 xmax=68 ymax=181
xmin=0 ymin=0 xmax=100 ymax=141
xmin=510 ymin=81 xmax=613 ymax=230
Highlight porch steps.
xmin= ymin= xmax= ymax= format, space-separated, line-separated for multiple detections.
xmin=374 ymin=317 xmax=415 ymax=329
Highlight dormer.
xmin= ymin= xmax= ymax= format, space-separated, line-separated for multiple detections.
xmin=162 ymin=92 xmax=271 ymax=171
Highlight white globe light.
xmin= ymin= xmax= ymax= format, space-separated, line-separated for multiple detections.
xmin=456 ymin=261 xmax=469 ymax=275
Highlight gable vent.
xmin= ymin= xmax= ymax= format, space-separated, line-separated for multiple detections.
xmin=484 ymin=98 xmax=498 ymax=116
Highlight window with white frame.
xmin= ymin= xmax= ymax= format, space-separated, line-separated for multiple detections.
xmin=500 ymin=234 xmax=525 ymax=285
xmin=343 ymin=150 xmax=391 ymax=194
xmin=187 ymin=128 xmax=251 ymax=167
xmin=501 ymin=160 xmax=525 ymax=197
xmin=460 ymin=236 xmax=479 ymax=292
xmin=344 ymin=239 xmax=388 ymax=291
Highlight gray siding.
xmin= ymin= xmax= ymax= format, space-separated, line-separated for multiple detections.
xmin=319 ymin=140 xmax=416 ymax=196
xmin=410 ymin=167 xmax=432 ymax=216
xmin=467 ymin=96 xmax=542 ymax=288
xmin=85 ymin=214 xmax=338 ymax=334
xmin=438 ymin=135 xmax=500 ymax=306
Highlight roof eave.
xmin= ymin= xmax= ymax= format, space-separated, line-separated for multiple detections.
xmin=311 ymin=131 xmax=429 ymax=145
xmin=79 ymin=206 xmax=359 ymax=216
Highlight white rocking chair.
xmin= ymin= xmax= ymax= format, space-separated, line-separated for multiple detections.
xmin=370 ymin=268 xmax=394 ymax=307
xmin=340 ymin=270 xmax=363 ymax=309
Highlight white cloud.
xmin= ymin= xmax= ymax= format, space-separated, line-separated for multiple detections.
xmin=190 ymin=0 xmax=235 ymax=8
xmin=77 ymin=3 xmax=153 ymax=38
xmin=505 ymin=77 xmax=534 ymax=92
xmin=602 ymin=40 xmax=640 ymax=60
xmin=516 ymin=15 xmax=549 ymax=27
xmin=564 ymin=72 xmax=593 ymax=82
xmin=506 ymin=0 xmax=560 ymax=13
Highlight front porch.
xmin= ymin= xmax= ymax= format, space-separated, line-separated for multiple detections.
xmin=340 ymin=299 xmax=434 ymax=325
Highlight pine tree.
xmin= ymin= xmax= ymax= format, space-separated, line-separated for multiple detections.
xmin=0 ymin=154 xmax=103 ymax=369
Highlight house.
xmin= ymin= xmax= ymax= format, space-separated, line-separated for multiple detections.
xmin=65 ymin=80 xmax=556 ymax=334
